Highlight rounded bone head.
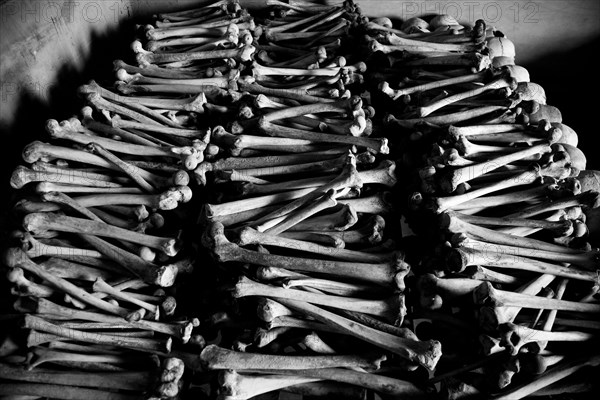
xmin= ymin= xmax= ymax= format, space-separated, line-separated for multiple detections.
xmin=429 ymin=14 xmax=459 ymax=29
xmin=503 ymin=65 xmax=530 ymax=83
xmin=401 ymin=17 xmax=429 ymax=33
xmin=2 ymin=247 xmax=27 ymax=269
xmin=487 ymin=36 xmax=516 ymax=59
xmin=171 ymin=170 xmax=190 ymax=186
xmin=491 ymin=56 xmax=515 ymax=68
xmin=10 ymin=166 xmax=34 ymax=189
xmin=553 ymin=143 xmax=586 ymax=171
xmin=161 ymin=357 xmax=185 ymax=382
xmin=575 ymin=170 xmax=600 ymax=196
xmin=513 ymin=82 xmax=546 ymax=104
xmin=239 ymin=45 xmax=255 ymax=62
xmin=551 ymin=123 xmax=578 ymax=147
xmin=22 ymin=141 xmax=50 ymax=164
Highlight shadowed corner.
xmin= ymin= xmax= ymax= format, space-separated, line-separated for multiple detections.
xmin=526 ymin=36 xmax=600 ymax=171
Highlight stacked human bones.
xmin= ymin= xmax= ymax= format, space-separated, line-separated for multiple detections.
xmin=1 ymin=1 xmax=211 ymax=398
xmin=1 ymin=0 xmax=598 ymax=399
xmin=368 ymin=11 xmax=599 ymax=400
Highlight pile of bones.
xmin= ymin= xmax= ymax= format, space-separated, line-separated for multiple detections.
xmin=0 ymin=0 xmax=598 ymax=399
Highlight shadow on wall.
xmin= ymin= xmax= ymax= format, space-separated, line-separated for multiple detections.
xmin=526 ymin=36 xmax=600 ymax=171
xmin=0 ymin=17 xmax=141 ymax=246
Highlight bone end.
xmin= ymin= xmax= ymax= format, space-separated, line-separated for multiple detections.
xmin=153 ymin=265 xmax=178 ymax=288
xmin=10 ymin=166 xmax=31 ymax=189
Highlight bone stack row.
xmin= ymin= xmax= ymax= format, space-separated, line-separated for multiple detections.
xmin=359 ymin=12 xmax=600 ymax=399
xmin=117 ymin=0 xmax=450 ymax=398
xmin=0 ymin=2 xmax=218 ymax=398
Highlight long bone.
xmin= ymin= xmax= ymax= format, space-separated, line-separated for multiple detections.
xmin=110 ymin=114 xmax=208 ymax=139
xmin=22 ymin=141 xmax=166 ymax=186
xmin=251 ymin=60 xmax=364 ymax=78
xmin=277 ymin=298 xmax=441 ymax=370
xmin=504 ymin=191 xmax=600 ymax=219
xmin=22 ymin=315 xmax=171 ymax=353
xmin=379 ymin=69 xmax=488 ymax=100
xmin=481 ymin=274 xmax=559 ymax=333
xmin=252 ymin=367 xmax=426 ymax=397
xmin=232 ymin=275 xmax=405 ymax=324
xmin=367 ymin=35 xmax=482 ymax=54
xmin=210 ymin=126 xmax=333 ymax=154
xmin=492 ymin=354 xmax=600 ymax=400
xmin=255 ymin=95 xmax=362 ymax=121
xmin=258 ymin=119 xmax=388 ymax=154
xmin=446 ymin=183 xmax=575 ymax=212
xmin=457 ymin=265 xmax=520 ymax=285
xmin=200 ymin=344 xmax=385 ymax=370
xmin=441 ymin=213 xmax=599 ymax=268
xmin=257 ymin=189 xmax=338 ymax=235
xmin=218 ymin=370 xmax=322 ymax=400
xmin=282 ymin=214 xmax=385 ymax=245
xmin=113 ymin=59 xmax=202 ymax=79
xmin=237 ymin=76 xmax=339 ymax=103
xmin=37 ymin=257 xmax=116 ymax=281
xmin=213 ymin=152 xmax=353 ymax=186
xmin=84 ymin=143 xmax=155 ymax=193
xmin=17 ymin=232 xmax=104 ymax=260
xmin=78 ymin=107 xmax=160 ymax=147
xmin=3 ymin=248 xmax=141 ymax=319
xmin=25 ymin=347 xmax=140 ymax=370
xmin=236 ymin=227 xmax=391 ymax=263
xmin=136 ymin=44 xmax=255 ymax=65
xmin=418 ymin=72 xmax=522 ymax=117
xmin=433 ymin=155 xmax=575 ymax=212
xmin=34 ymin=182 xmax=142 ymax=195
xmin=116 ymin=68 xmax=239 ymax=88
xmin=448 ymin=245 xmax=598 ymax=282
xmin=385 ymin=105 xmax=507 ymax=129
xmin=238 ymin=159 xmax=397 ymax=196
xmin=449 ymin=211 xmax=574 ymax=236
xmin=93 ymin=278 xmax=160 ymax=319
xmin=20 ymin=297 xmax=193 ymax=341
xmin=23 ymin=213 xmax=180 ymax=257
xmin=148 ymin=18 xmax=255 ymax=38
xmin=46 ymin=119 xmax=206 ymax=169
xmin=249 ymin=155 xmax=362 ymax=228
xmin=58 ymin=234 xmax=178 ymax=287
xmin=0 ymin=382 xmax=146 ymax=400
xmin=474 ymin=281 xmax=600 ymax=313
xmin=205 ymin=187 xmax=317 ymax=218
xmin=401 ymin=53 xmax=491 ymax=70
xmin=11 ymin=166 xmax=126 ymax=189
xmin=145 ymin=31 xmax=238 ymax=52
xmin=25 ymin=187 xmax=192 ymax=213
xmin=85 ymin=92 xmax=162 ymax=126
xmin=0 ymin=362 xmax=153 ymax=391
xmin=284 ymin=204 xmax=359 ymax=232
xmin=282 ymin=277 xmax=381 ymax=297
xmin=202 ymin=222 xmax=409 ymax=288
xmin=438 ymin=142 xmax=551 ymax=193
xmin=31 ymin=161 xmax=131 ymax=184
